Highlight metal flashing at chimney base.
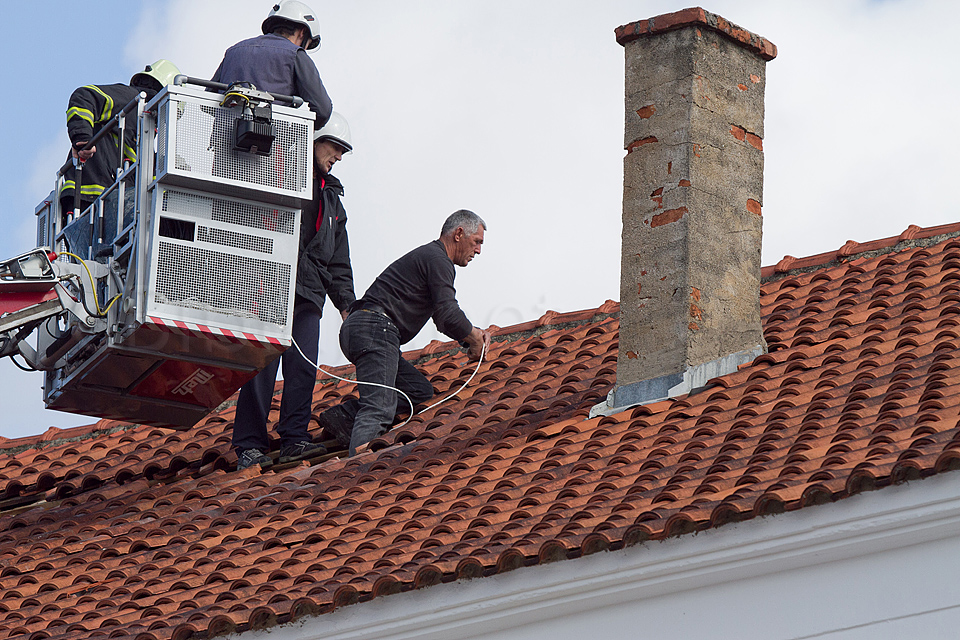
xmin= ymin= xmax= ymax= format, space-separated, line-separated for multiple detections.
xmin=589 ymin=345 xmax=764 ymax=418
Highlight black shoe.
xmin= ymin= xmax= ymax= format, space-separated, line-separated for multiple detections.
xmin=278 ymin=440 xmax=327 ymax=464
xmin=317 ymin=404 xmax=354 ymax=449
xmin=238 ymin=448 xmax=273 ymax=470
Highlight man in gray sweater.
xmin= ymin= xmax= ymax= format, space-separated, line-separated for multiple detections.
xmin=319 ymin=210 xmax=491 ymax=455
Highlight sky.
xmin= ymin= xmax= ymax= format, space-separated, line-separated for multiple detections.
xmin=0 ymin=0 xmax=958 ymax=440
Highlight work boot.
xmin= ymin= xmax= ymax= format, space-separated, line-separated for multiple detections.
xmin=317 ymin=404 xmax=354 ymax=449
xmin=237 ymin=448 xmax=273 ymax=470
xmin=349 ymin=424 xmax=388 ymax=458
xmin=278 ymin=440 xmax=327 ymax=464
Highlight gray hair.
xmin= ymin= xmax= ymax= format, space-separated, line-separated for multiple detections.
xmin=440 ymin=209 xmax=487 ymax=237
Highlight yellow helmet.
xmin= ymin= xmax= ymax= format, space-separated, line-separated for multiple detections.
xmin=131 ymin=59 xmax=181 ymax=90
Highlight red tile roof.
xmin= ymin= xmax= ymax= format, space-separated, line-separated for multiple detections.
xmin=3 ymin=224 xmax=960 ymax=639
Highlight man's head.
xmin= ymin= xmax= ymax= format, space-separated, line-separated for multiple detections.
xmin=440 ymin=210 xmax=487 ymax=267
xmin=313 ymin=112 xmax=352 ymax=175
xmin=263 ymin=0 xmax=321 ymax=49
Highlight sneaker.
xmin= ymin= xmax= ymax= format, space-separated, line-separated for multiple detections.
xmin=317 ymin=404 xmax=354 ymax=449
xmin=238 ymin=448 xmax=273 ymax=470
xmin=278 ymin=440 xmax=327 ymax=464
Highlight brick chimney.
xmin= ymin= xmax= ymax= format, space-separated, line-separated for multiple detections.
xmin=597 ymin=8 xmax=777 ymax=415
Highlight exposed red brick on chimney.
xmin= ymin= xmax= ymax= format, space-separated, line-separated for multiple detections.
xmin=626 ymin=136 xmax=659 ymax=153
xmin=651 ymin=206 xmax=687 ymax=228
xmin=651 ymin=187 xmax=664 ymax=208
xmin=731 ymin=125 xmax=763 ymax=150
xmin=615 ymin=6 xmax=777 ymax=61
xmin=747 ymin=199 xmax=762 ymax=216
xmin=636 ymin=105 xmax=657 ymax=119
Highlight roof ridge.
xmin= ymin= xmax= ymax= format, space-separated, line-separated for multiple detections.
xmin=761 ymin=222 xmax=960 ymax=282
xmin=0 ymin=420 xmax=138 ymax=457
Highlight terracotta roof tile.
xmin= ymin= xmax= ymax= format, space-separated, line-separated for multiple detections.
xmin=2 ymin=226 xmax=960 ymax=637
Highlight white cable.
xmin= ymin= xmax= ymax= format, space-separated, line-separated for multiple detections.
xmin=291 ymin=335 xmax=487 ymax=430
xmin=417 ymin=340 xmax=486 ymax=415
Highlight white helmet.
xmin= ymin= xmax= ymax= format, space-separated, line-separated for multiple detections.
xmin=262 ymin=1 xmax=321 ymax=50
xmin=314 ymin=112 xmax=353 ymax=153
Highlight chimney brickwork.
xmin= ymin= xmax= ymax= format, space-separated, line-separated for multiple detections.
xmin=610 ymin=8 xmax=777 ymax=409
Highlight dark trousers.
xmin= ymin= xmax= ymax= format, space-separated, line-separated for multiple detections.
xmin=232 ymin=300 xmax=321 ymax=453
xmin=338 ymin=310 xmax=434 ymax=454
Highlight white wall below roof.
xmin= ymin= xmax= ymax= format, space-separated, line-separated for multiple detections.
xmin=233 ymin=471 xmax=960 ymax=640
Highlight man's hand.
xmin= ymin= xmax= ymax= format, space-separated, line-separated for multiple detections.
xmin=71 ymin=142 xmax=96 ymax=162
xmin=464 ymin=327 xmax=491 ymax=361
xmin=341 ymin=309 xmax=350 ymax=321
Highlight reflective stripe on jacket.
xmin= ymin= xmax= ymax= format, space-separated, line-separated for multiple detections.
xmin=60 ymin=83 xmax=144 ymax=202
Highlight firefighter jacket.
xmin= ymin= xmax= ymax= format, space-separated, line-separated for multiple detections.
xmin=212 ymin=33 xmax=332 ymax=126
xmin=60 ymin=83 xmax=152 ymax=204
xmin=296 ymin=173 xmax=355 ymax=314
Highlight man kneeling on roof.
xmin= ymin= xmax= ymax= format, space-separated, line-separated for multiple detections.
xmin=318 ymin=210 xmax=491 ymax=455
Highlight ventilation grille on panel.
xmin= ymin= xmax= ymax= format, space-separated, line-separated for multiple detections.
xmin=156 ymin=99 xmax=169 ymax=174
xmin=36 ymin=209 xmax=48 ymax=248
xmin=160 ymin=188 xmax=296 ymax=236
xmin=197 ymin=226 xmax=273 ymax=254
xmin=168 ymin=99 xmax=310 ymax=198
xmin=154 ymin=242 xmax=291 ymax=327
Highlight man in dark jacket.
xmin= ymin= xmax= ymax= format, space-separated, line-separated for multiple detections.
xmin=211 ymin=0 xmax=332 ymax=126
xmin=233 ymin=112 xmax=356 ymax=470
xmin=60 ymin=60 xmax=180 ymax=225
xmin=318 ymin=210 xmax=491 ymax=456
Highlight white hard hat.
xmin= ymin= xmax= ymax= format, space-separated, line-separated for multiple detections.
xmin=314 ymin=112 xmax=353 ymax=153
xmin=262 ymin=1 xmax=321 ymax=50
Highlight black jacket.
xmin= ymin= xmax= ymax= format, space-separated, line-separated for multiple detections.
xmin=297 ymin=173 xmax=355 ymax=313
xmin=60 ymin=83 xmax=152 ymax=204
xmin=362 ymin=240 xmax=473 ymax=345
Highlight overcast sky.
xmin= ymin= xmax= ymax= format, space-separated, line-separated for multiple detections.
xmin=1 ymin=0 xmax=957 ymax=440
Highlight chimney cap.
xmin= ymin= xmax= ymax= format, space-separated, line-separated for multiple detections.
xmin=615 ymin=6 xmax=777 ymax=61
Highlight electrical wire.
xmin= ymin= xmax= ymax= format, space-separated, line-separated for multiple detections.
xmin=99 ymin=293 xmax=122 ymax=317
xmin=58 ymin=252 xmax=121 ymax=317
xmin=418 ymin=340 xmax=487 ymax=415
xmin=55 ymin=281 xmax=97 ymax=319
xmin=9 ymin=354 xmax=37 ymax=372
xmin=292 ymin=336 xmax=487 ymax=431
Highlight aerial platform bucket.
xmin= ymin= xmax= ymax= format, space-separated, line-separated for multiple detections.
xmin=40 ymin=83 xmax=313 ymax=429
